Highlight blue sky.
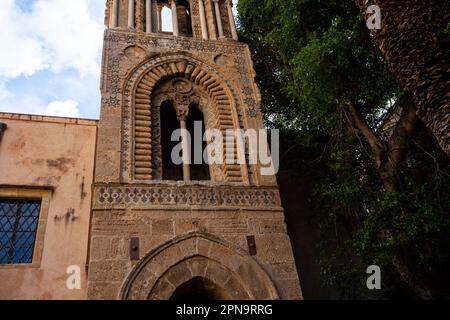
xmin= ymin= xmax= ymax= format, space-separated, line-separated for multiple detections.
xmin=0 ymin=0 xmax=238 ymax=120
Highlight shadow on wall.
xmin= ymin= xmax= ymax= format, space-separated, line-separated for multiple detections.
xmin=277 ymin=170 xmax=340 ymax=300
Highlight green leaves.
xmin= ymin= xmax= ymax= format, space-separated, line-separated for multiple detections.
xmin=238 ymin=0 xmax=450 ymax=298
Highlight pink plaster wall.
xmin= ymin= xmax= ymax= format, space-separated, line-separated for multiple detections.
xmin=0 ymin=113 xmax=97 ymax=300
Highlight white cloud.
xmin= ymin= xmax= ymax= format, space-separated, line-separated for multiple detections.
xmin=0 ymin=0 xmax=104 ymax=79
xmin=0 ymin=0 xmax=49 ymax=78
xmin=0 ymin=0 xmax=104 ymax=118
xmin=42 ymin=100 xmax=80 ymax=118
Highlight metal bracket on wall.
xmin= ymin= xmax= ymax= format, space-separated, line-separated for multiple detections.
xmin=130 ymin=237 xmax=140 ymax=260
xmin=0 ymin=123 xmax=7 ymax=143
xmin=247 ymin=235 xmax=257 ymax=256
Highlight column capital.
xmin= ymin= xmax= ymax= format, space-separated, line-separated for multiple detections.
xmin=175 ymin=94 xmax=191 ymax=121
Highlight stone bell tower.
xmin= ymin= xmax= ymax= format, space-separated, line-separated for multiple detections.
xmin=86 ymin=0 xmax=302 ymax=300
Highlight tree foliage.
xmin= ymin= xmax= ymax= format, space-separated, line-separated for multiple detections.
xmin=237 ymin=0 xmax=450 ymax=299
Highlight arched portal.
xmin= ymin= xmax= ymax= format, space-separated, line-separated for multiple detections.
xmin=119 ymin=232 xmax=279 ymax=300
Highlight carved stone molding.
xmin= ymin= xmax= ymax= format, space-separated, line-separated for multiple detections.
xmin=92 ymin=184 xmax=282 ymax=209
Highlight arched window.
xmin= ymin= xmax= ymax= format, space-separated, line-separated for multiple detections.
xmin=186 ymin=105 xmax=210 ymax=181
xmin=161 ymin=6 xmax=173 ymax=32
xmin=160 ymin=101 xmax=182 ymax=180
xmin=177 ymin=0 xmax=193 ymax=36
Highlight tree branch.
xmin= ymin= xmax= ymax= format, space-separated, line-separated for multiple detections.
xmin=346 ymin=102 xmax=384 ymax=166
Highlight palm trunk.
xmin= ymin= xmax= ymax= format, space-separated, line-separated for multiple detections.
xmin=356 ymin=0 xmax=450 ymax=157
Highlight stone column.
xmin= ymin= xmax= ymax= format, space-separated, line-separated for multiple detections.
xmin=179 ymin=118 xmax=191 ymax=182
xmin=226 ymin=0 xmax=238 ymax=40
xmin=213 ymin=0 xmax=224 ymax=38
xmin=170 ymin=0 xmax=179 ymax=36
xmin=198 ymin=0 xmax=209 ymax=40
xmin=156 ymin=4 xmax=162 ymax=32
xmin=208 ymin=0 xmax=217 ymax=40
xmin=128 ymin=0 xmax=135 ymax=28
xmin=146 ymin=0 xmax=153 ymax=33
xmin=110 ymin=0 xmax=119 ymax=28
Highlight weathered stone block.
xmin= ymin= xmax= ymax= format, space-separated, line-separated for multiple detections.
xmin=152 ymin=219 xmax=174 ymax=236
xmin=88 ymin=260 xmax=131 ymax=282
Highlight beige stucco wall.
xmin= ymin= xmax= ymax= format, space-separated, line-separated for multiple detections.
xmin=0 ymin=112 xmax=97 ymax=300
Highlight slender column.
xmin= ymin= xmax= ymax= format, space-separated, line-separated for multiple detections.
xmin=128 ymin=0 xmax=135 ymax=28
xmin=198 ymin=0 xmax=209 ymax=40
xmin=226 ymin=0 xmax=238 ymax=40
xmin=213 ymin=0 xmax=224 ymax=38
xmin=146 ymin=0 xmax=153 ymax=33
xmin=179 ymin=118 xmax=191 ymax=182
xmin=208 ymin=0 xmax=217 ymax=40
xmin=156 ymin=4 xmax=162 ymax=32
xmin=136 ymin=0 xmax=144 ymax=31
xmin=170 ymin=0 xmax=179 ymax=36
xmin=110 ymin=0 xmax=119 ymax=28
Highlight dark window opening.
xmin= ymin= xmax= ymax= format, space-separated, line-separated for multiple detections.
xmin=170 ymin=277 xmax=229 ymax=301
xmin=177 ymin=0 xmax=193 ymax=36
xmin=0 ymin=199 xmax=41 ymax=265
xmin=187 ymin=106 xmax=210 ymax=181
xmin=161 ymin=101 xmax=183 ymax=181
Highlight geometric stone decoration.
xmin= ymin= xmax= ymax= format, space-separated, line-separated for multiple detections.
xmin=87 ymin=0 xmax=303 ymax=300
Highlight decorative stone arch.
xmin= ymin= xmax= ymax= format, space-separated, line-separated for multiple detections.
xmin=119 ymin=232 xmax=279 ymax=300
xmin=121 ymin=52 xmax=249 ymax=184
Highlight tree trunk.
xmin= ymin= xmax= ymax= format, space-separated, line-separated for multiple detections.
xmin=347 ymin=97 xmax=435 ymax=299
xmin=392 ymin=255 xmax=433 ymax=300
xmin=356 ymin=0 xmax=450 ymax=157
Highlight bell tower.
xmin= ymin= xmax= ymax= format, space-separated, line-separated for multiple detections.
xmin=87 ymin=0 xmax=302 ymax=300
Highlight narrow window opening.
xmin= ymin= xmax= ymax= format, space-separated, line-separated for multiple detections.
xmin=177 ymin=1 xmax=193 ymax=36
xmin=161 ymin=101 xmax=183 ymax=180
xmin=161 ymin=6 xmax=173 ymax=32
xmin=187 ymin=105 xmax=210 ymax=181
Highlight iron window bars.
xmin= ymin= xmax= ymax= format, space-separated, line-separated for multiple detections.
xmin=0 ymin=200 xmax=41 ymax=264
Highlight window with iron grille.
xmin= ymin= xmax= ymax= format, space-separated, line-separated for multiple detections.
xmin=0 ymin=200 xmax=41 ymax=264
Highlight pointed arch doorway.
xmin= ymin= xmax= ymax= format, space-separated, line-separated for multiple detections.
xmin=119 ymin=232 xmax=279 ymax=300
